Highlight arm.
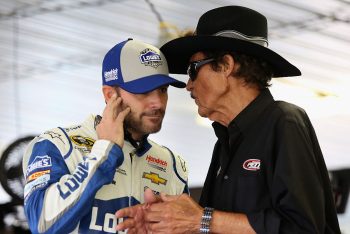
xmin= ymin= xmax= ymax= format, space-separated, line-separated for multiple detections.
xmin=24 ymin=139 xmax=123 ymax=233
xmin=116 ymin=192 xmax=255 ymax=234
xmin=144 ymin=193 xmax=255 ymax=234
xmin=23 ymin=95 xmax=130 ymax=233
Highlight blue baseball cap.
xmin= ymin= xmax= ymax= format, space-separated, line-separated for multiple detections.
xmin=102 ymin=38 xmax=186 ymax=94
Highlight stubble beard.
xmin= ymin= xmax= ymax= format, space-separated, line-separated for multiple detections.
xmin=124 ymin=110 xmax=164 ymax=137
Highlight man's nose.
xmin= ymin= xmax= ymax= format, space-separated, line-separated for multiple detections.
xmin=148 ymin=89 xmax=165 ymax=108
xmin=186 ymin=79 xmax=193 ymax=91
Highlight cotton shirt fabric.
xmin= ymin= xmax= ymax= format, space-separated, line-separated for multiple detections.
xmin=199 ymin=89 xmax=340 ymax=233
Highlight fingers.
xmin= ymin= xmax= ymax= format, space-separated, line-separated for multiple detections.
xmin=103 ymin=94 xmax=122 ymax=120
xmin=115 ymin=205 xmax=148 ymax=233
xmin=117 ymin=106 xmax=131 ymax=122
xmin=115 ymin=218 xmax=135 ymax=232
xmin=115 ymin=205 xmax=139 ymax=219
xmin=97 ymin=93 xmax=130 ymax=146
xmin=115 ymin=206 xmax=137 ymax=232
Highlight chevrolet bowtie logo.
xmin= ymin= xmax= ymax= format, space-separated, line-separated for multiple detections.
xmin=142 ymin=172 xmax=167 ymax=185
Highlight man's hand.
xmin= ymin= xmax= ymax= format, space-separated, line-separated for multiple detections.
xmin=144 ymin=193 xmax=203 ymax=234
xmin=116 ymin=190 xmax=203 ymax=234
xmin=96 ymin=94 xmax=130 ymax=147
xmin=115 ymin=188 xmax=161 ymax=233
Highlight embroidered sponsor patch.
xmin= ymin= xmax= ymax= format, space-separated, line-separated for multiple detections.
xmin=27 ymin=170 xmax=50 ymax=182
xmin=70 ymin=135 xmax=95 ymax=149
xmin=146 ymin=155 xmax=167 ymax=172
xmin=177 ymin=155 xmax=187 ymax=172
xmin=24 ymin=174 xmax=50 ymax=198
xmin=139 ymin=48 xmax=162 ymax=68
xmin=44 ymin=131 xmax=64 ymax=143
xmin=243 ymin=159 xmax=261 ymax=171
xmin=142 ymin=172 xmax=167 ymax=185
xmin=104 ymin=68 xmax=118 ymax=82
xmin=117 ymin=168 xmax=127 ymax=176
xmin=64 ymin=125 xmax=82 ymax=132
xmin=26 ymin=155 xmax=52 ymax=177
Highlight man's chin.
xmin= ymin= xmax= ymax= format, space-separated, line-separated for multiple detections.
xmin=147 ymin=126 xmax=162 ymax=134
xmin=144 ymin=121 xmax=162 ymax=134
xmin=197 ymin=107 xmax=209 ymax=118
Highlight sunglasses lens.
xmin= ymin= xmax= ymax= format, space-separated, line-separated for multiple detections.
xmin=187 ymin=58 xmax=214 ymax=81
xmin=187 ymin=63 xmax=197 ymax=81
xmin=190 ymin=64 xmax=197 ymax=80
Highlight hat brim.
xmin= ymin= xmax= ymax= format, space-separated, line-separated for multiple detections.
xmin=160 ymin=36 xmax=301 ymax=78
xmin=119 ymin=74 xmax=186 ymax=94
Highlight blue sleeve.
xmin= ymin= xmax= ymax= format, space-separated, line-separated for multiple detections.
xmin=23 ymin=139 xmax=123 ymax=234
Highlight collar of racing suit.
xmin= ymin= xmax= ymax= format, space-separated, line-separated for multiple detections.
xmin=124 ymin=128 xmax=150 ymax=156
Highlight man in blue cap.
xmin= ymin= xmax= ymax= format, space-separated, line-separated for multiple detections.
xmin=22 ymin=38 xmax=188 ymax=234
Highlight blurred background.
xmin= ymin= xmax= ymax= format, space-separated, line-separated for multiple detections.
xmin=0 ymin=0 xmax=349 ymax=233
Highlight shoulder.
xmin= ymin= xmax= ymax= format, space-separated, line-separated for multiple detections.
xmin=24 ymin=122 xmax=84 ymax=161
xmin=273 ymin=101 xmax=309 ymax=124
xmin=148 ymin=139 xmax=188 ymax=182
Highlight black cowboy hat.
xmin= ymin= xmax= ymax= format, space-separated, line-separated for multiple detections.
xmin=160 ymin=6 xmax=301 ymax=78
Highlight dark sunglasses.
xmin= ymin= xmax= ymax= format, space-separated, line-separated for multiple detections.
xmin=187 ymin=57 xmax=215 ymax=81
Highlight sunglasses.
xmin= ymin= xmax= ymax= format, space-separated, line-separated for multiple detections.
xmin=187 ymin=57 xmax=215 ymax=81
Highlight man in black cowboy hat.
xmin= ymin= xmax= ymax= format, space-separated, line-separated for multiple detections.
xmin=115 ymin=6 xmax=340 ymax=233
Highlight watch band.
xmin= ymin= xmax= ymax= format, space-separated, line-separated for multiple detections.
xmin=200 ymin=207 xmax=214 ymax=233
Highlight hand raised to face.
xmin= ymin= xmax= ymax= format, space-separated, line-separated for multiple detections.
xmin=96 ymin=93 xmax=130 ymax=148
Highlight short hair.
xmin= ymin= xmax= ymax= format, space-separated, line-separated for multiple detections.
xmin=203 ymin=51 xmax=273 ymax=89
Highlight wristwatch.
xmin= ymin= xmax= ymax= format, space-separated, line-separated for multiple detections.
xmin=200 ymin=207 xmax=214 ymax=233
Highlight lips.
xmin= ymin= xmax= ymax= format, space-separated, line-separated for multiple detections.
xmin=143 ymin=110 xmax=164 ymax=119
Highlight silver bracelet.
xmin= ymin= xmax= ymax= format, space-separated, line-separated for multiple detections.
xmin=200 ymin=207 xmax=214 ymax=233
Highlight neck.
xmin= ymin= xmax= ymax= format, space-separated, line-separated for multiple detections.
xmin=125 ymin=128 xmax=144 ymax=143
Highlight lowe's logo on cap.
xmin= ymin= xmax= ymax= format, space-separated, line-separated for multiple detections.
xmin=140 ymin=48 xmax=162 ymax=68
xmin=102 ymin=38 xmax=186 ymax=94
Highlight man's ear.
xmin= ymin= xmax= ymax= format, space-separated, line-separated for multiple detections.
xmin=102 ymin=85 xmax=117 ymax=102
xmin=222 ymin=54 xmax=235 ymax=77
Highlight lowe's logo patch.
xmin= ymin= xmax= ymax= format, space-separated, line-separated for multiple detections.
xmin=139 ymin=48 xmax=162 ymax=68
xmin=26 ymin=155 xmax=52 ymax=177
xmin=243 ymin=159 xmax=261 ymax=171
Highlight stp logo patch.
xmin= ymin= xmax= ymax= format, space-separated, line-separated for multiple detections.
xmin=243 ymin=159 xmax=261 ymax=171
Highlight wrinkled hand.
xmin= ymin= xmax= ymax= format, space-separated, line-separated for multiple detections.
xmin=96 ymin=94 xmax=130 ymax=148
xmin=144 ymin=193 xmax=203 ymax=234
xmin=115 ymin=189 xmax=161 ymax=233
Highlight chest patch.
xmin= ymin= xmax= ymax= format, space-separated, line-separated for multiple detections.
xmin=70 ymin=135 xmax=95 ymax=149
xmin=243 ymin=159 xmax=261 ymax=171
xmin=142 ymin=172 xmax=167 ymax=185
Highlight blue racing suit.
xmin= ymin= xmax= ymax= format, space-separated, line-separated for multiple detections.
xmin=22 ymin=115 xmax=188 ymax=233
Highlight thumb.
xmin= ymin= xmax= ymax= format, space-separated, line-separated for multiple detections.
xmin=144 ymin=188 xmax=161 ymax=204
